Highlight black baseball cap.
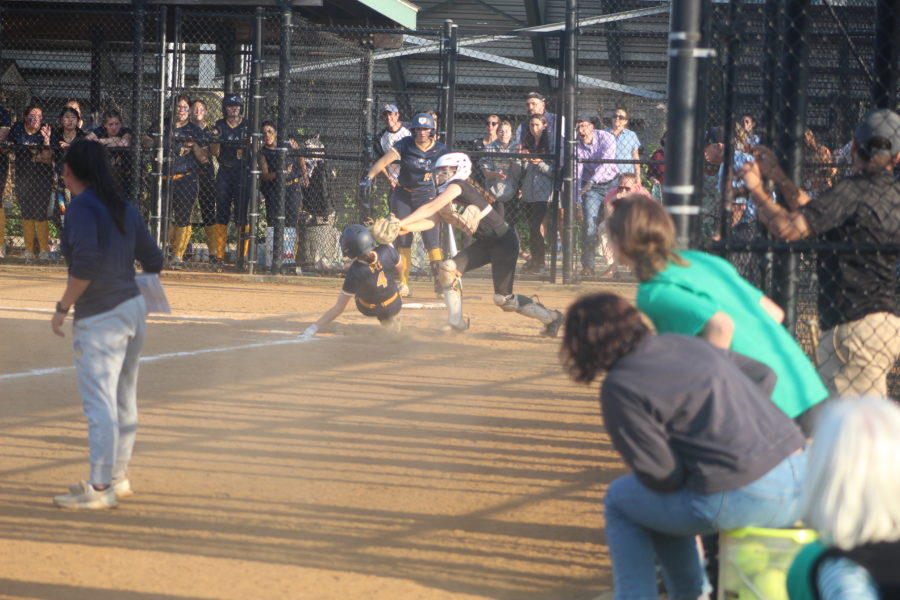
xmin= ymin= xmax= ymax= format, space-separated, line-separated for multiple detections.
xmin=525 ymin=92 xmax=546 ymax=101
xmin=855 ymin=109 xmax=900 ymax=156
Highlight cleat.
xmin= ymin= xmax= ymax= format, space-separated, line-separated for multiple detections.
xmin=540 ymin=310 xmax=565 ymax=338
xmin=440 ymin=316 xmax=470 ymax=333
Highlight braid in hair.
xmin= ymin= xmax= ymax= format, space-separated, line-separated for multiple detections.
xmin=464 ymin=178 xmax=497 ymax=204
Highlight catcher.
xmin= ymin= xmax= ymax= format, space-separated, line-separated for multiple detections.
xmin=303 ymin=224 xmax=403 ymax=337
xmin=375 ymin=152 xmax=564 ymax=336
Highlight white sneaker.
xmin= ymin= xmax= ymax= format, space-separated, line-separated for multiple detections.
xmin=22 ymin=250 xmax=35 ymax=260
xmin=54 ymin=480 xmax=118 ymax=510
xmin=68 ymin=477 xmax=132 ymax=499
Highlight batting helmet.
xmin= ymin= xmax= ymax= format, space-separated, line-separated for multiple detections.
xmin=411 ymin=112 xmax=435 ymax=130
xmin=433 ymin=152 xmax=472 ymax=193
xmin=222 ymin=94 xmax=243 ymax=108
xmin=340 ymin=224 xmax=376 ymax=258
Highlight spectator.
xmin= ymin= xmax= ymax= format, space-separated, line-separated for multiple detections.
xmin=372 ymin=103 xmax=410 ymax=192
xmin=560 ymin=292 xmax=807 ymax=600
xmin=300 ymin=134 xmax=329 ymax=220
xmin=604 ymin=107 xmax=641 ymax=177
xmin=0 ymin=96 xmax=10 ymax=258
xmin=210 ymin=95 xmax=248 ymax=263
xmin=606 ymin=194 xmax=828 ymax=432
xmin=142 ymin=94 xmax=209 ymax=266
xmin=9 ymin=104 xmax=53 ymax=259
xmin=481 ymin=119 xmax=522 ymax=207
xmin=94 ymin=110 xmax=134 ymax=200
xmin=363 ymin=112 xmax=448 ymax=296
xmin=190 ymin=99 xmax=216 ymax=261
xmin=801 ymin=127 xmax=837 ymax=198
xmin=741 ymin=113 xmax=760 ymax=146
xmin=704 ymin=126 xmax=760 ymax=284
xmin=787 ymin=396 xmax=900 ymax=600
xmin=740 ymin=108 xmax=900 ymax=398
xmin=515 ymin=92 xmax=558 ymax=152
xmin=258 ymin=120 xmax=303 ymax=262
xmin=474 ymin=113 xmax=500 ymax=152
xmin=597 ymin=174 xmax=652 ymax=279
xmin=50 ymin=138 xmax=163 ymax=510
xmin=519 ymin=114 xmax=554 ymax=274
xmin=574 ymin=113 xmax=617 ymax=277
xmin=50 ymin=106 xmax=95 ymax=237
xmin=64 ymin=99 xmax=96 ymax=134
xmin=647 ymin=131 xmax=666 ymax=202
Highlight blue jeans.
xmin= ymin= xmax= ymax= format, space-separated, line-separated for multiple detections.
xmin=603 ymin=451 xmax=806 ymax=600
xmin=581 ymin=181 xmax=613 ymax=269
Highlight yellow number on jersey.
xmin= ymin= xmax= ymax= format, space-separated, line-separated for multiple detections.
xmin=376 ymin=270 xmax=388 ymax=288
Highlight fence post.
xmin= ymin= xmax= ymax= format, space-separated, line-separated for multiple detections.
xmin=663 ymin=0 xmax=703 ymax=248
xmin=245 ymin=7 xmax=264 ymax=273
xmin=131 ymin=0 xmax=145 ymax=210
xmin=772 ymin=0 xmax=810 ymax=335
xmin=362 ymin=51 xmax=375 ymax=221
xmin=439 ymin=19 xmax=455 ymax=147
xmin=152 ymin=5 xmax=167 ymax=247
xmin=272 ymin=1 xmax=292 ymax=274
xmin=873 ymin=0 xmax=899 ymax=108
xmin=561 ymin=0 xmax=577 ymax=284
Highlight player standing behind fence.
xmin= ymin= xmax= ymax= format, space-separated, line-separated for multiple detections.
xmin=258 ymin=120 xmax=304 ymax=261
xmin=142 ymin=94 xmax=209 ymax=267
xmin=0 ymin=97 xmax=10 ymax=258
xmin=190 ymin=99 xmax=217 ymax=263
xmin=303 ymin=224 xmax=403 ymax=337
xmin=94 ymin=110 xmax=134 ymax=204
xmin=740 ymin=108 xmax=900 ymax=399
xmin=9 ymin=104 xmax=53 ymax=259
xmin=210 ymin=94 xmax=248 ymax=263
xmin=396 ymin=152 xmax=564 ymax=336
xmin=50 ymin=138 xmax=164 ymax=510
xmin=362 ymin=112 xmax=448 ymax=296
xmin=606 ymin=195 xmax=828 ymax=433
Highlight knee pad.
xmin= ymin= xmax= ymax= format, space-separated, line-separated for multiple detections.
xmin=435 ymin=259 xmax=459 ymax=291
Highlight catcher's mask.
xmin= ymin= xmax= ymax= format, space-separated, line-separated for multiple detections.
xmin=340 ymin=224 xmax=376 ymax=258
xmin=433 ymin=152 xmax=472 ymax=193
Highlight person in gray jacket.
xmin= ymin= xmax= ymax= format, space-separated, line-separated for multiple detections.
xmin=519 ymin=114 xmax=554 ymax=274
xmin=561 ymin=292 xmax=807 ymax=600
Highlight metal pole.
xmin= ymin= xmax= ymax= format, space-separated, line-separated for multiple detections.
xmin=245 ymin=7 xmax=264 ymax=273
xmin=152 ymin=5 xmax=167 ymax=247
xmin=547 ymin=51 xmax=564 ymax=285
xmin=718 ymin=0 xmax=738 ymax=244
xmin=439 ymin=20 xmax=453 ymax=144
xmin=361 ymin=51 xmax=375 ymax=221
xmin=445 ymin=22 xmax=458 ymax=149
xmin=131 ymin=0 xmax=145 ymax=209
xmin=561 ymin=0 xmax=577 ymax=284
xmin=272 ymin=1 xmax=291 ymax=274
xmin=663 ymin=0 xmax=704 ymax=249
xmin=873 ymin=0 xmax=899 ymax=108
xmin=773 ymin=0 xmax=810 ymax=334
xmin=691 ymin=0 xmax=713 ymax=247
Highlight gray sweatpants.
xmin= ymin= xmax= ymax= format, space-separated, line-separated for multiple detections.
xmin=72 ymin=294 xmax=147 ymax=485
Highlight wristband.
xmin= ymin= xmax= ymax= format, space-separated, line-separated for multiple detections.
xmin=55 ymin=301 xmax=70 ymax=315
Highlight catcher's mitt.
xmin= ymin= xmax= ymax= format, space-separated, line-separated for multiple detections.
xmin=369 ymin=213 xmax=401 ymax=245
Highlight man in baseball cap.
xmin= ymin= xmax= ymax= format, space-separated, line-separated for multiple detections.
xmin=740 ymin=108 xmax=900 ymax=398
xmin=515 ymin=91 xmax=558 ymax=150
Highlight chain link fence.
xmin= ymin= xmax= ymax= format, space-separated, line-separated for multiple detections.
xmin=0 ymin=1 xmax=896 ymax=393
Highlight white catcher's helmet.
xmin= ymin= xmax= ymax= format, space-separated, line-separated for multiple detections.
xmin=433 ymin=152 xmax=472 ymax=193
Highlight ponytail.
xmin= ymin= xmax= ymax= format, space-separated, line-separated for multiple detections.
xmin=63 ymin=138 xmax=127 ymax=233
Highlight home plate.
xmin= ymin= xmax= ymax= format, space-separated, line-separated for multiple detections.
xmin=402 ymin=302 xmax=446 ymax=309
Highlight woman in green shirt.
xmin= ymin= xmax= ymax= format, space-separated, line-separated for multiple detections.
xmin=606 ymin=195 xmax=827 ymax=433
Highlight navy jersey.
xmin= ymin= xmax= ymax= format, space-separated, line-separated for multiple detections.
xmin=393 ymin=136 xmax=448 ymax=193
xmin=95 ymin=126 xmax=133 ymax=172
xmin=342 ymin=244 xmax=399 ymax=304
xmin=149 ymin=121 xmax=207 ymax=174
xmin=8 ymin=121 xmax=53 ymax=180
xmin=212 ymin=118 xmax=248 ymax=168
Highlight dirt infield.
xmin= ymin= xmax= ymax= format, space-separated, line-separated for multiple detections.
xmin=0 ymin=266 xmax=635 ymax=600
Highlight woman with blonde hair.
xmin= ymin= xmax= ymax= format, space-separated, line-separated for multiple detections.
xmin=787 ymin=396 xmax=900 ymax=599
xmin=606 ymin=195 xmax=827 ymax=433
